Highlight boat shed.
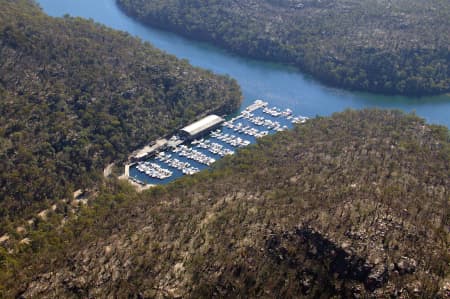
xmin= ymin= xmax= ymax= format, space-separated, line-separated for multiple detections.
xmin=179 ymin=115 xmax=224 ymax=140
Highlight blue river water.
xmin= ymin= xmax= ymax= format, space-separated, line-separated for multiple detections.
xmin=36 ymin=0 xmax=450 ymax=128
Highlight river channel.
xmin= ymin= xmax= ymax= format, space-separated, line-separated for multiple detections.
xmin=37 ymin=0 xmax=450 ymax=127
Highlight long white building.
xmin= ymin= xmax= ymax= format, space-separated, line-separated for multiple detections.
xmin=179 ymin=115 xmax=225 ymax=140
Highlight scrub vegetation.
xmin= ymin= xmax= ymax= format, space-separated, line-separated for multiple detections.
xmin=117 ymin=0 xmax=450 ymax=96
xmin=2 ymin=110 xmax=449 ymax=298
xmin=0 ymin=0 xmax=241 ymax=228
xmin=1 ymin=1 xmax=449 ymax=298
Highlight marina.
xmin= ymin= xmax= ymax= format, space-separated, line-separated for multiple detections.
xmin=129 ymin=100 xmax=309 ymax=185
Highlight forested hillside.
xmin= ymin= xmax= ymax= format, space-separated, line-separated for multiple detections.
xmin=0 ymin=0 xmax=241 ymax=228
xmin=4 ymin=110 xmax=448 ymax=298
xmin=117 ymin=0 xmax=450 ymax=96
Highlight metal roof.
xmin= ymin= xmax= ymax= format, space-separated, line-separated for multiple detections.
xmin=181 ymin=115 xmax=224 ymax=136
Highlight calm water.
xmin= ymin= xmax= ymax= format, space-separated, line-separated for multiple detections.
xmin=37 ymin=0 xmax=450 ymax=127
xmin=130 ymin=102 xmax=300 ymax=185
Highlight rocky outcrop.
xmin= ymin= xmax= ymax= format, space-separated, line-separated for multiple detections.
xmin=266 ymin=226 xmax=388 ymax=296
